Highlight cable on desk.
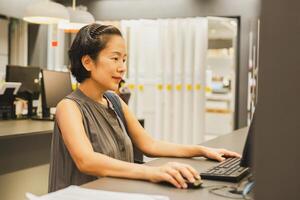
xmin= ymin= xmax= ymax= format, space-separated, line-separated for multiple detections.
xmin=201 ymin=184 xmax=253 ymax=200
xmin=201 ymin=174 xmax=255 ymax=200
xmin=209 ymin=185 xmax=253 ymax=200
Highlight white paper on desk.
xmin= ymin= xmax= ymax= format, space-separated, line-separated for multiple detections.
xmin=26 ymin=185 xmax=170 ymax=200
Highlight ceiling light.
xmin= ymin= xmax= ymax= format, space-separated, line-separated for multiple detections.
xmin=58 ymin=1 xmax=95 ymax=32
xmin=23 ymin=1 xmax=69 ymax=24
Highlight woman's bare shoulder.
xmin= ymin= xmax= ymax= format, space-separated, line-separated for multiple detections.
xmin=56 ymin=99 xmax=82 ymax=121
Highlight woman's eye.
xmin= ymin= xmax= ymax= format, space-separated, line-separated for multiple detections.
xmin=112 ymin=57 xmax=118 ymax=61
xmin=123 ymin=59 xmax=126 ymax=63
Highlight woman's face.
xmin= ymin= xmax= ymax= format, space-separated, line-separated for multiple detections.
xmin=90 ymin=35 xmax=127 ymax=91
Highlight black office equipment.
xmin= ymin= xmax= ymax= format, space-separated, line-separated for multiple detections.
xmin=5 ymin=65 xmax=41 ymax=117
xmin=161 ymin=177 xmax=203 ymax=189
xmin=0 ymin=82 xmax=21 ymax=119
xmin=200 ymin=115 xmax=255 ymax=182
xmin=240 ymin=113 xmax=254 ymax=168
xmin=185 ymin=178 xmax=203 ymax=189
xmin=33 ymin=70 xmax=72 ymax=120
xmin=200 ymin=157 xmax=250 ymax=182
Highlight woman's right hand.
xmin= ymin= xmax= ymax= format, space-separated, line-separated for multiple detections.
xmin=145 ymin=162 xmax=201 ymax=189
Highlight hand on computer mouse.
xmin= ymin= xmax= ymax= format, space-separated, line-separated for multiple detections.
xmin=146 ymin=162 xmax=201 ymax=189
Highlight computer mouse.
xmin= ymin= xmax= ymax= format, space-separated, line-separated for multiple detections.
xmin=160 ymin=178 xmax=203 ymax=189
xmin=185 ymin=178 xmax=203 ymax=189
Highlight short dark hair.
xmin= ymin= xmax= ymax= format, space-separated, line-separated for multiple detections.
xmin=68 ymin=23 xmax=123 ymax=83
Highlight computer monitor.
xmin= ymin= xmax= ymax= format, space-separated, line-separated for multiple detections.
xmin=5 ymin=65 xmax=41 ymax=117
xmin=5 ymin=65 xmax=40 ymax=98
xmin=235 ymin=113 xmax=255 ymax=195
xmin=240 ymin=112 xmax=255 ymax=168
xmin=40 ymin=70 xmax=73 ymax=119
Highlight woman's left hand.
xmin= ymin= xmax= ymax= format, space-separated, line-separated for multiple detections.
xmin=201 ymin=147 xmax=241 ymax=162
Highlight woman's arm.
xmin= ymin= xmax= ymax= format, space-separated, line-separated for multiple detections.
xmin=121 ymin=98 xmax=240 ymax=161
xmin=56 ymin=99 xmax=148 ymax=179
xmin=55 ymin=99 xmax=199 ymax=189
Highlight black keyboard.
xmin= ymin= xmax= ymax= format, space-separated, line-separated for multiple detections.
xmin=200 ymin=158 xmax=250 ymax=182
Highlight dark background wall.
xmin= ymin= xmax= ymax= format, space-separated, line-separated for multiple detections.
xmin=58 ymin=0 xmax=260 ymax=128
xmin=255 ymin=0 xmax=300 ymax=199
xmin=28 ymin=24 xmax=48 ymax=68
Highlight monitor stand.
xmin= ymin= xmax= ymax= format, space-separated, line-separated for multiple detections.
xmin=31 ymin=107 xmax=55 ymax=121
xmin=229 ymin=175 xmax=254 ymax=197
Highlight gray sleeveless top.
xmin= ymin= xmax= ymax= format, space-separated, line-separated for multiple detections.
xmin=48 ymin=89 xmax=134 ymax=192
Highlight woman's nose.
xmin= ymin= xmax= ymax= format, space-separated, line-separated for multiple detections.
xmin=118 ymin=63 xmax=127 ymax=72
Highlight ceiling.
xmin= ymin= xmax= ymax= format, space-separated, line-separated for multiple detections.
xmin=0 ymin=1 xmax=237 ymax=41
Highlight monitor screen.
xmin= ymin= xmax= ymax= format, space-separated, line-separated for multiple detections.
xmin=5 ymin=65 xmax=40 ymax=99
xmin=41 ymin=70 xmax=73 ymax=108
xmin=240 ymin=112 xmax=255 ymax=168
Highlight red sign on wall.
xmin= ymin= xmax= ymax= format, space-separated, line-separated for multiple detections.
xmin=51 ymin=41 xmax=58 ymax=47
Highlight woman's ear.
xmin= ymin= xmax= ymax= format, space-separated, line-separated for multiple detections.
xmin=81 ymin=55 xmax=94 ymax=71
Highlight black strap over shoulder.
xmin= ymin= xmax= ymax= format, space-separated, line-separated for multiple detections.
xmin=105 ymin=92 xmax=145 ymax=164
xmin=104 ymin=92 xmax=128 ymax=132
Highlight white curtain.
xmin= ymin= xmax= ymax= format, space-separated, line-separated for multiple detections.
xmin=121 ymin=18 xmax=208 ymax=144
xmin=9 ymin=19 xmax=28 ymax=66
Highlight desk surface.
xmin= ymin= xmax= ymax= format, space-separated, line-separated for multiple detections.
xmin=82 ymin=127 xmax=249 ymax=200
xmin=0 ymin=120 xmax=54 ymax=139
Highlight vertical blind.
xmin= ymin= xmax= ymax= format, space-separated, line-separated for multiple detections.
xmin=121 ymin=18 xmax=208 ymax=144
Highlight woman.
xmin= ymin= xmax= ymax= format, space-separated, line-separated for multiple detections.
xmin=49 ymin=23 xmax=240 ymax=192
